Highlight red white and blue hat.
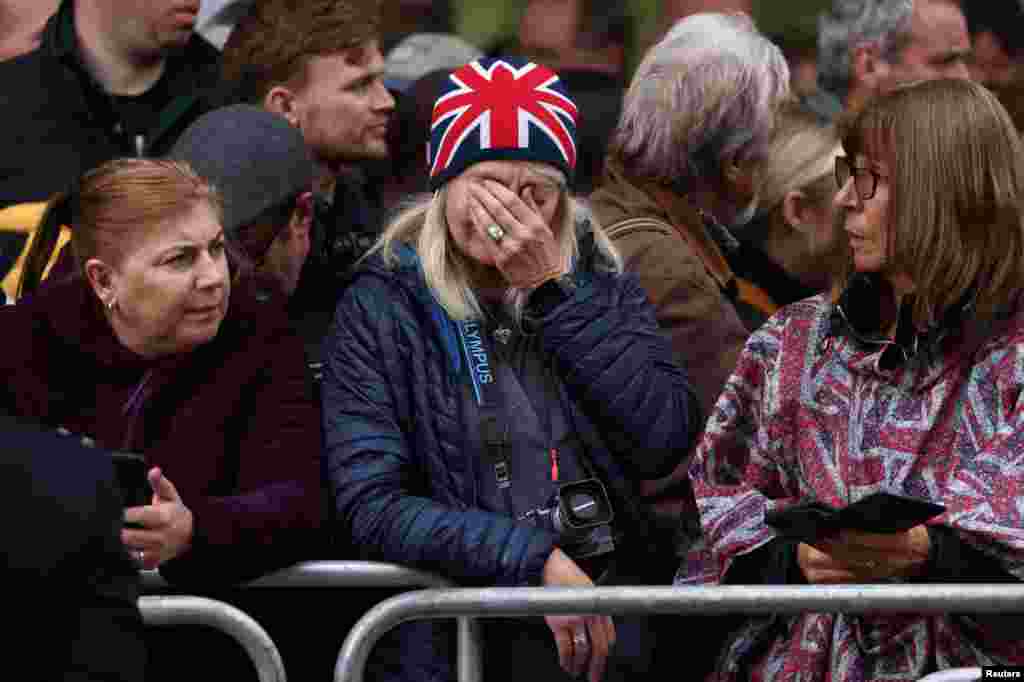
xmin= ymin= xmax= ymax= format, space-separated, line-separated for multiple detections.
xmin=427 ymin=57 xmax=579 ymax=191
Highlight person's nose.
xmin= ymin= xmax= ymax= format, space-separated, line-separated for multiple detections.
xmin=944 ymin=60 xmax=970 ymax=81
xmin=195 ymin=249 xmax=227 ymax=291
xmin=372 ymin=80 xmax=396 ymax=113
xmin=834 ymin=176 xmax=859 ymax=212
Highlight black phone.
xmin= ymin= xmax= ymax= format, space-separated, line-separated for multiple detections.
xmin=766 ymin=492 xmax=945 ymax=544
xmin=835 ymin=492 xmax=945 ymax=533
xmin=111 ymin=452 xmax=151 ymax=509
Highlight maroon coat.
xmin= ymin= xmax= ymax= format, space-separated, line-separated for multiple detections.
xmin=0 ymin=274 xmax=324 ymax=585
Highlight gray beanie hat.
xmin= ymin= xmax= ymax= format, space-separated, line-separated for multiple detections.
xmin=168 ymin=104 xmax=314 ymax=236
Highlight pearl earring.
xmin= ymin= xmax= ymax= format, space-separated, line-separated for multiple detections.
xmin=106 ymin=297 xmax=116 ymax=311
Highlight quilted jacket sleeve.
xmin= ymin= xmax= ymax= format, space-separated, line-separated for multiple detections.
xmin=531 ymin=268 xmax=701 ymax=481
xmin=322 ymin=272 xmax=556 ymax=587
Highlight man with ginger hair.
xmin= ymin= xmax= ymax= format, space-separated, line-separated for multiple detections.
xmin=220 ymin=0 xmax=395 ymax=358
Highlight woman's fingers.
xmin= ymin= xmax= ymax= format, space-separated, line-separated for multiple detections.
xmin=552 ymin=621 xmax=573 ymax=674
xmin=470 ymin=181 xmax=552 ymax=242
xmin=470 ymin=200 xmax=510 ymax=264
xmin=570 ymin=623 xmax=590 ymax=677
xmin=121 ymin=528 xmax=164 ymax=551
xmin=586 ymin=616 xmax=614 ymax=682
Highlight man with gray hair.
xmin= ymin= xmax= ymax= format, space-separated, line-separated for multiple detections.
xmin=591 ymin=12 xmax=790 ymax=425
xmin=590 ymin=16 xmax=790 ymax=676
xmin=807 ymin=0 xmax=970 ymax=121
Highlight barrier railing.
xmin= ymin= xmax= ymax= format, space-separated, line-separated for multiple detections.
xmin=334 ymin=583 xmax=1024 ymax=682
xmin=139 ymin=595 xmax=286 ymax=682
xmin=143 ymin=561 xmax=483 ymax=682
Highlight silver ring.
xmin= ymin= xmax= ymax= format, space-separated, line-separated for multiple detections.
xmin=486 ymin=223 xmax=505 ymax=243
xmin=135 ymin=550 xmax=145 ymax=565
xmin=573 ymin=631 xmax=589 ymax=650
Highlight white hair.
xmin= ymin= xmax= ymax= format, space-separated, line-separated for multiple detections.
xmin=817 ymin=0 xmax=915 ymax=101
xmin=365 ymin=165 xmax=622 ymax=323
xmin=611 ymin=13 xmax=790 ymax=191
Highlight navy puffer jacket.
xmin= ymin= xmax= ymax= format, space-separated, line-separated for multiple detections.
xmin=321 ymin=230 xmax=699 ymax=677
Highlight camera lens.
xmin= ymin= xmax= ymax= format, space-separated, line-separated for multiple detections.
xmin=568 ymin=493 xmax=599 ymax=522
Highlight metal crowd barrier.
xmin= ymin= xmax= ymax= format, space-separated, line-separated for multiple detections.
xmin=139 ymin=595 xmax=286 ymax=682
xmin=334 ymin=583 xmax=1024 ymax=682
xmin=142 ymin=561 xmax=483 ymax=682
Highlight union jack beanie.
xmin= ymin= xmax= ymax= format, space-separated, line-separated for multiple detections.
xmin=427 ymin=57 xmax=579 ymax=191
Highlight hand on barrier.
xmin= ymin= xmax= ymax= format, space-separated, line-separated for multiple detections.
xmin=798 ymin=525 xmax=931 ymax=583
xmin=542 ymin=548 xmax=616 ymax=682
xmin=122 ymin=467 xmax=194 ymax=570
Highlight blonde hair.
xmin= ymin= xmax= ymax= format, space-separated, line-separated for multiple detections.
xmin=759 ymin=102 xmax=842 ymax=212
xmin=839 ymin=78 xmax=1024 ymax=325
xmin=19 ymin=159 xmax=221 ymax=297
xmin=367 ymin=164 xmax=621 ymax=322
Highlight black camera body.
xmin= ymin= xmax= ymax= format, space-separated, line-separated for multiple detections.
xmin=520 ymin=479 xmax=616 ymax=559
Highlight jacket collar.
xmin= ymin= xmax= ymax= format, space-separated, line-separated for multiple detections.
xmin=827 ymin=272 xmax=1005 ymax=375
xmin=40 ymin=0 xmax=74 ymax=60
xmin=38 ymin=275 xmax=156 ymax=373
xmin=35 ymin=272 xmax=277 ymax=373
xmin=599 ymin=157 xmax=739 ymax=293
xmin=40 ymin=0 xmax=217 ymax=153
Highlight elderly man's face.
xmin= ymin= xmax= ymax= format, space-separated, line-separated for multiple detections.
xmin=878 ymin=0 xmax=971 ymax=92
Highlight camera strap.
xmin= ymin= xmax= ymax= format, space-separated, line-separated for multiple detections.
xmin=457 ymin=318 xmax=516 ymax=514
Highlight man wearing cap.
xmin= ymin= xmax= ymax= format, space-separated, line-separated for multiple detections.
xmin=169 ymin=105 xmax=315 ymax=299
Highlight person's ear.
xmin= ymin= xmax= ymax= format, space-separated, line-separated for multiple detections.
xmin=289 ymin=191 xmax=314 ymax=240
xmin=782 ymin=190 xmax=812 ymax=233
xmin=852 ymin=42 xmax=884 ymax=89
xmin=84 ymin=258 xmax=116 ymax=307
xmin=723 ymin=153 xmax=756 ymax=196
xmin=265 ymin=86 xmax=300 ymax=127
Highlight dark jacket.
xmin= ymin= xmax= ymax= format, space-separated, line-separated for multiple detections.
xmin=324 ymin=242 xmax=696 ymax=581
xmin=2 ymin=412 xmax=146 ymax=682
xmin=323 ymin=228 xmax=700 ymax=679
xmin=0 ymin=0 xmax=220 ymax=208
xmin=0 ymin=274 xmax=324 ymax=586
xmin=322 ymin=233 xmax=697 ymax=679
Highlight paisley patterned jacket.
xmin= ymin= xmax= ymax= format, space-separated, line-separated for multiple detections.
xmin=679 ymin=278 xmax=1024 ymax=681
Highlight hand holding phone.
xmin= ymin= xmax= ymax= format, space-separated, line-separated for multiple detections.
xmin=766 ymin=492 xmax=944 ymax=544
xmin=110 ymin=452 xmax=151 ymax=510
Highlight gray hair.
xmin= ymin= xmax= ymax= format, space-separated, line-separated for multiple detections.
xmin=366 ymin=165 xmax=621 ymax=322
xmin=817 ymin=0 xmax=915 ymax=101
xmin=610 ymin=13 xmax=790 ymax=191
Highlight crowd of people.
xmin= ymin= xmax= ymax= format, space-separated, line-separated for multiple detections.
xmin=3 ymin=0 xmax=1024 ymax=680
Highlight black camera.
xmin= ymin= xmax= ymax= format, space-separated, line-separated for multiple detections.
xmin=519 ymin=479 xmax=616 ymax=559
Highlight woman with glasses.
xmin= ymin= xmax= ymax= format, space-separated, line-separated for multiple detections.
xmin=677 ymin=77 xmax=1024 ymax=681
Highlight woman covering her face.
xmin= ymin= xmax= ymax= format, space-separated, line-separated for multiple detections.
xmin=322 ymin=58 xmax=700 ymax=682
xmin=679 ymin=78 xmax=1024 ymax=680
xmin=1 ymin=159 xmax=322 ymax=585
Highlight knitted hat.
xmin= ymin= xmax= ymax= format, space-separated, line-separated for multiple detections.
xmin=168 ymin=105 xmax=314 ymax=236
xmin=427 ymin=57 xmax=579 ymax=191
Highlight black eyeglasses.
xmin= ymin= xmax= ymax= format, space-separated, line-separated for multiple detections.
xmin=835 ymin=155 xmax=886 ymax=200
